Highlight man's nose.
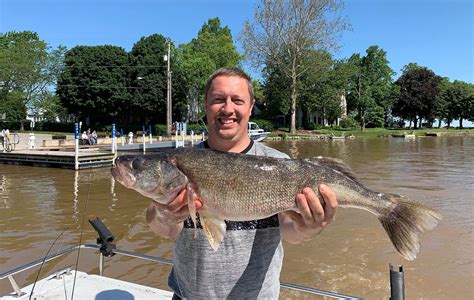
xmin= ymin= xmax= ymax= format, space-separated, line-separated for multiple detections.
xmin=220 ymin=97 xmax=234 ymax=113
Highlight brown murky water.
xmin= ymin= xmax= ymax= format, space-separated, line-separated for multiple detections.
xmin=1 ymin=137 xmax=473 ymax=299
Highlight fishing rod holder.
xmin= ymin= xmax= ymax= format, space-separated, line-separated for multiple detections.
xmin=89 ymin=218 xmax=116 ymax=257
xmin=389 ymin=264 xmax=405 ymax=300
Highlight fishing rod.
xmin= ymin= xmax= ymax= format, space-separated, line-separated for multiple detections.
xmin=28 ymin=229 xmax=68 ymax=300
xmin=70 ymin=169 xmax=93 ymax=300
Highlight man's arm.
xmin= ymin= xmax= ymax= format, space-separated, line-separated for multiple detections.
xmin=146 ymin=189 xmax=202 ymax=239
xmin=279 ymin=184 xmax=337 ymax=244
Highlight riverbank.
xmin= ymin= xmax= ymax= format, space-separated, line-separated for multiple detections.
xmin=268 ymin=127 xmax=474 ymax=139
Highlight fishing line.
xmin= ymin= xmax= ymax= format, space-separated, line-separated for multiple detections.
xmin=70 ymin=169 xmax=94 ymax=300
xmin=28 ymin=228 xmax=68 ymax=300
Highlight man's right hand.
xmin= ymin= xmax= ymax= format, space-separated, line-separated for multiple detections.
xmin=146 ymin=189 xmax=203 ymax=239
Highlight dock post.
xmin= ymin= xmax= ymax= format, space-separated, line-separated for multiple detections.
xmin=74 ymin=123 xmax=79 ymax=170
xmin=142 ymin=125 xmax=146 ymax=153
xmin=111 ymin=124 xmax=117 ymax=164
xmin=149 ymin=125 xmax=153 ymax=144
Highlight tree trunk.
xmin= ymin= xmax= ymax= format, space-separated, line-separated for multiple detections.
xmin=359 ymin=108 xmax=365 ymax=131
xmin=290 ymin=71 xmax=297 ymax=134
xmin=437 ymin=119 xmax=442 ymax=128
xmin=459 ymin=118 xmax=463 ymax=129
xmin=418 ymin=118 xmax=422 ymax=129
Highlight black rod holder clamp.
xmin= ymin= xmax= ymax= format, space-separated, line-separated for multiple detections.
xmin=389 ymin=263 xmax=405 ymax=300
xmin=89 ymin=217 xmax=116 ymax=257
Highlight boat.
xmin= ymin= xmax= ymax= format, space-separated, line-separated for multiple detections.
xmin=0 ymin=218 xmax=364 ymax=300
xmin=391 ymin=131 xmax=416 ymax=139
xmin=248 ymin=122 xmax=270 ymax=142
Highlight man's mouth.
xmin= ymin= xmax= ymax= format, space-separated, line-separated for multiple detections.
xmin=218 ymin=118 xmax=237 ymax=126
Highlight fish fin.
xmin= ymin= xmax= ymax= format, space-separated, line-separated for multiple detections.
xmin=186 ymin=184 xmax=199 ymax=239
xmin=304 ymin=157 xmax=359 ymax=182
xmin=199 ymin=211 xmax=226 ymax=251
xmin=379 ymin=194 xmax=442 ymax=261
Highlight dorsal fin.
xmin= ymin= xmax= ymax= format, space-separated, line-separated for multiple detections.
xmin=303 ymin=157 xmax=359 ymax=182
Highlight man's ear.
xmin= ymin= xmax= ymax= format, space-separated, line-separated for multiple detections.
xmin=250 ymin=100 xmax=255 ymax=116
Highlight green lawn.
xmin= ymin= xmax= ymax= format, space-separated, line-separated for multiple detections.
xmin=270 ymin=127 xmax=474 ymax=138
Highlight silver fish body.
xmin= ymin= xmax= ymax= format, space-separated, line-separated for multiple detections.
xmin=112 ymin=147 xmax=442 ymax=260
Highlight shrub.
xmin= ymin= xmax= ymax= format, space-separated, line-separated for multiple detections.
xmin=339 ymin=117 xmax=359 ymax=129
xmin=252 ymin=119 xmax=274 ymax=132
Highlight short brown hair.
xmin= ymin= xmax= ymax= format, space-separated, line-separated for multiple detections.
xmin=204 ymin=67 xmax=255 ymax=103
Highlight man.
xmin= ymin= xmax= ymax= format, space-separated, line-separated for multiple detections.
xmin=146 ymin=67 xmax=337 ymax=299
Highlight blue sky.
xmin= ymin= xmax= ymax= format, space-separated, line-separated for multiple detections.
xmin=1 ymin=0 xmax=473 ymax=83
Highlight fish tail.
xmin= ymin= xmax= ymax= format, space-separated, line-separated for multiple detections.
xmin=379 ymin=194 xmax=442 ymax=261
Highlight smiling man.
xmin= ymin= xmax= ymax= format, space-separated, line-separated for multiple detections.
xmin=146 ymin=67 xmax=337 ymax=299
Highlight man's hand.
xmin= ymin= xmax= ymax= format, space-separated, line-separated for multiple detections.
xmin=146 ymin=189 xmax=203 ymax=239
xmin=279 ymin=184 xmax=337 ymax=244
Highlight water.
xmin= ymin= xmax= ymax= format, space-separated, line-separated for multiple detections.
xmin=1 ymin=137 xmax=473 ymax=299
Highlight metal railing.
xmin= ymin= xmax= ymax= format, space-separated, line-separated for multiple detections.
xmin=1 ymin=243 xmax=361 ymax=299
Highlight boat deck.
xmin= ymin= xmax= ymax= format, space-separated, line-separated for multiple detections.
xmin=1 ymin=269 xmax=173 ymax=300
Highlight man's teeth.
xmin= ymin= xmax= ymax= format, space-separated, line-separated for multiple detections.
xmin=221 ymin=120 xmax=234 ymax=124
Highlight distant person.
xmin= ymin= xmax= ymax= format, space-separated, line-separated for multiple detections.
xmin=81 ymin=131 xmax=89 ymax=145
xmin=91 ymin=130 xmax=98 ymax=145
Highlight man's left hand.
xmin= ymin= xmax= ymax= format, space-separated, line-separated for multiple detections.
xmin=279 ymin=184 xmax=337 ymax=244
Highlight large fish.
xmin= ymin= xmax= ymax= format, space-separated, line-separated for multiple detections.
xmin=111 ymin=147 xmax=441 ymax=260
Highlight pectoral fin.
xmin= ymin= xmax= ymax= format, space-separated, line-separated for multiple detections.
xmin=200 ymin=211 xmax=226 ymax=251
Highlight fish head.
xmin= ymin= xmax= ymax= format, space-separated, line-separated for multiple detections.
xmin=111 ymin=154 xmax=188 ymax=204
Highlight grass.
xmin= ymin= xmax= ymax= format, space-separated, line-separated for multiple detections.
xmin=270 ymin=127 xmax=474 ymax=138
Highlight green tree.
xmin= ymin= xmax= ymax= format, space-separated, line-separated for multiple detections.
xmin=299 ymin=50 xmax=342 ymax=127
xmin=0 ymin=31 xmax=66 ymax=129
xmin=432 ymin=77 xmax=451 ymax=128
xmin=241 ymin=0 xmax=349 ymax=133
xmin=178 ymin=18 xmax=242 ymax=122
xmin=129 ymin=34 xmax=169 ymax=124
xmin=393 ymin=66 xmax=441 ymax=128
xmin=445 ymin=80 xmax=474 ymax=129
xmin=57 ymin=45 xmax=130 ymax=125
xmin=346 ymin=46 xmax=395 ymax=130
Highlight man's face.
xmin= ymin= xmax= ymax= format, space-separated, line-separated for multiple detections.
xmin=205 ymin=75 xmax=253 ymax=145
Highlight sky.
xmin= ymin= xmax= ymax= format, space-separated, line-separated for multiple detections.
xmin=1 ymin=0 xmax=473 ymax=83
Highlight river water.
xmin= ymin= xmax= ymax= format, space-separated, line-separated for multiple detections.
xmin=0 ymin=136 xmax=473 ymax=299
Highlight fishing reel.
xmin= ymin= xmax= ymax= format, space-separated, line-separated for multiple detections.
xmin=89 ymin=217 xmax=116 ymax=257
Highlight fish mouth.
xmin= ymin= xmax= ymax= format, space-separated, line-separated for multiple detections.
xmin=111 ymin=158 xmax=136 ymax=188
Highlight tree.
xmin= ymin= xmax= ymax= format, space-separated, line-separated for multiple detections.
xmin=432 ymin=77 xmax=451 ymax=127
xmin=0 ymin=31 xmax=66 ymax=129
xmin=241 ymin=0 xmax=349 ymax=133
xmin=345 ymin=46 xmax=395 ymax=130
xmin=445 ymin=81 xmax=474 ymax=129
xmin=178 ymin=18 xmax=242 ymax=122
xmin=393 ymin=66 xmax=441 ymax=129
xmin=129 ymin=34 xmax=169 ymax=124
xmin=57 ymin=45 xmax=130 ymax=125
xmin=298 ymin=50 xmax=343 ymax=127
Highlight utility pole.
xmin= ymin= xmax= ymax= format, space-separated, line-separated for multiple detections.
xmin=165 ymin=41 xmax=172 ymax=136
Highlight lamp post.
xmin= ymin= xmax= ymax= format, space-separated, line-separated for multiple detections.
xmin=164 ymin=41 xmax=172 ymax=136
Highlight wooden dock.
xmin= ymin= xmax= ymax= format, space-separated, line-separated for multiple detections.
xmin=0 ymin=149 xmax=115 ymax=169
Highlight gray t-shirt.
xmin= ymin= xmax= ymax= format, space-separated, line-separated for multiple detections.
xmin=168 ymin=141 xmax=290 ymax=299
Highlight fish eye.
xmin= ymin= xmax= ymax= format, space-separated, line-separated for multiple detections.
xmin=131 ymin=158 xmax=143 ymax=170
